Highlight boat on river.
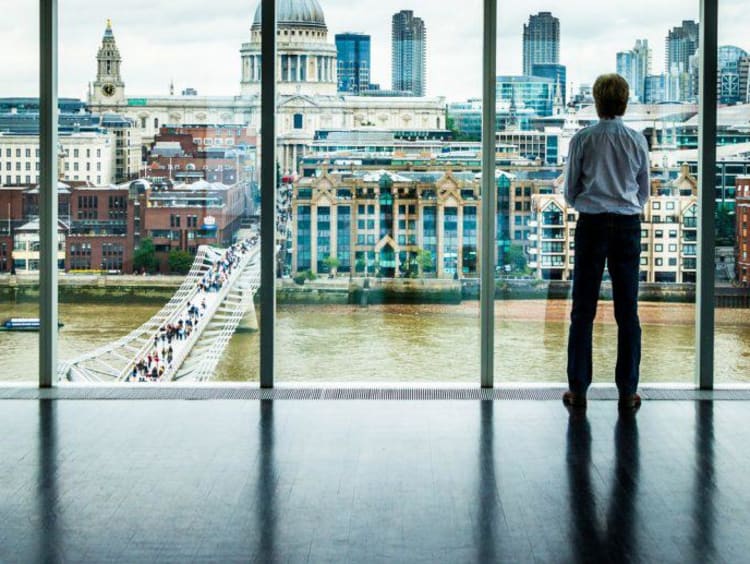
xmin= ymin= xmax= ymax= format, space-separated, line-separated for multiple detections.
xmin=1 ymin=318 xmax=64 ymax=331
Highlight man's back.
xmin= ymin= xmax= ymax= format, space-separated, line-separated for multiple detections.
xmin=564 ymin=117 xmax=649 ymax=216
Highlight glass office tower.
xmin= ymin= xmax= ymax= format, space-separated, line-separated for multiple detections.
xmin=522 ymin=11 xmax=560 ymax=77
xmin=391 ymin=10 xmax=426 ymax=96
xmin=335 ymin=33 xmax=371 ymax=94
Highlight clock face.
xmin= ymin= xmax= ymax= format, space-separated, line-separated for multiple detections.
xmin=102 ymin=83 xmax=115 ymax=97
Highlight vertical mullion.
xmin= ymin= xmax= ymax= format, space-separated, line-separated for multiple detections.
xmin=39 ymin=0 xmax=58 ymax=388
xmin=480 ymin=0 xmax=497 ymax=388
xmin=696 ymin=0 xmax=717 ymax=390
xmin=259 ymin=0 xmax=277 ymax=388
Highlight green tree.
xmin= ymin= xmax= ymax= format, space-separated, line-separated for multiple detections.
xmin=716 ymin=203 xmax=735 ymax=246
xmin=133 ymin=238 xmax=159 ymax=274
xmin=503 ymin=243 xmax=527 ymax=272
xmin=415 ymin=248 xmax=434 ymax=275
xmin=167 ymin=249 xmax=194 ymax=275
xmin=322 ymin=255 xmax=340 ymax=276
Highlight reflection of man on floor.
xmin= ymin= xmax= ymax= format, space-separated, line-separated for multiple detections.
xmin=563 ymin=73 xmax=650 ymax=410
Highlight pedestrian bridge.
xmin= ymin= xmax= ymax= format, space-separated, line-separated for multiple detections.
xmin=58 ymin=239 xmax=261 ymax=383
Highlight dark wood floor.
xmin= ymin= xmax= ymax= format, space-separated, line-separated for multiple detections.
xmin=0 ymin=399 xmax=747 ymax=563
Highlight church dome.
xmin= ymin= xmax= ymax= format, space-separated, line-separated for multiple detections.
xmin=252 ymin=0 xmax=326 ymax=28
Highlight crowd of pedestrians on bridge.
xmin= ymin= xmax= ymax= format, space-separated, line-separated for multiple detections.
xmin=127 ymin=240 xmax=254 ymax=382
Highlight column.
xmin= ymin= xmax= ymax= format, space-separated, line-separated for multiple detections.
xmin=296 ymin=55 xmax=302 ymax=82
xmin=310 ymin=204 xmax=318 ymax=275
xmin=437 ymin=206 xmax=445 ymax=278
xmin=330 ymin=204 xmax=338 ymax=271
xmin=457 ymin=205 xmax=464 ymax=277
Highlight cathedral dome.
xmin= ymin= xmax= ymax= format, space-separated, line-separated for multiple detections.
xmin=252 ymin=0 xmax=326 ymax=29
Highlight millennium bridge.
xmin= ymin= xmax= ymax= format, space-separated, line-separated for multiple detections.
xmin=58 ymin=239 xmax=260 ymax=383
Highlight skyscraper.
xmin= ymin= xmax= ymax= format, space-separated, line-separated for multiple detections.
xmin=336 ymin=33 xmax=371 ymax=94
xmin=665 ymin=20 xmax=699 ymax=101
xmin=718 ymin=45 xmax=748 ymax=104
xmin=666 ymin=20 xmax=699 ymax=72
xmin=522 ymin=12 xmax=559 ymax=77
xmin=391 ymin=10 xmax=426 ymax=96
xmin=616 ymin=39 xmax=651 ymax=102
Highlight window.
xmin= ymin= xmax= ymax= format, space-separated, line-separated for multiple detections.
xmin=293 ymin=113 xmax=303 ymax=129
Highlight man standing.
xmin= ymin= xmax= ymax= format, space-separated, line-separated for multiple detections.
xmin=563 ymin=73 xmax=650 ymax=410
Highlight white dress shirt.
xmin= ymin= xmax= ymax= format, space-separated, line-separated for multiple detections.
xmin=564 ymin=117 xmax=650 ymax=215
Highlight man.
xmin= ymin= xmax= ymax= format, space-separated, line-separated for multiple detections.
xmin=563 ymin=73 xmax=649 ymax=410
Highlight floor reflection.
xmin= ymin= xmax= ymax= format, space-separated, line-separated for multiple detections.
xmin=693 ymin=401 xmax=716 ymax=561
xmin=257 ymin=399 xmax=277 ymax=561
xmin=36 ymin=400 xmax=60 ymax=563
xmin=566 ymin=410 xmax=640 ymax=562
xmin=477 ymin=401 xmax=497 ymax=562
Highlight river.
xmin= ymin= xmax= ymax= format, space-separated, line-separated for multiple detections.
xmin=0 ymin=300 xmax=748 ymax=384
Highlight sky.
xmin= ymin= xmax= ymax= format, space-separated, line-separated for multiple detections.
xmin=0 ymin=0 xmax=747 ymax=103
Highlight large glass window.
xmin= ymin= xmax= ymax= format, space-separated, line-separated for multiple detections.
xmin=52 ymin=2 xmax=260 ymax=384
xmin=495 ymin=1 xmax=700 ymax=384
xmin=277 ymin=0 xmax=482 ymax=382
xmin=0 ymin=2 xmax=39 ymax=383
xmin=4 ymin=0 xmax=744 ymax=387
xmin=715 ymin=6 xmax=750 ymax=383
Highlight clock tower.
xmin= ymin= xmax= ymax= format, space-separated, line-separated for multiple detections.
xmin=90 ymin=19 xmax=126 ymax=107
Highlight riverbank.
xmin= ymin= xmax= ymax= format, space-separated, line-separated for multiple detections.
xmin=1 ymin=273 xmax=747 ymax=306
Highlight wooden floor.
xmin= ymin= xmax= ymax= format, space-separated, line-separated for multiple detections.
xmin=0 ymin=398 xmax=747 ymax=563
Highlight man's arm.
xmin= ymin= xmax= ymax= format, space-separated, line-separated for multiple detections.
xmin=564 ymin=135 xmax=581 ymax=207
xmin=636 ymin=138 xmax=650 ymax=208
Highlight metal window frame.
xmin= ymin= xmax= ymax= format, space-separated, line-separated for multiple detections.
xmin=35 ymin=0 xmax=718 ymax=390
xmin=260 ymin=0 xmax=277 ymax=388
xmin=40 ymin=0 xmax=58 ymax=388
xmin=696 ymin=0 xmax=717 ymax=389
xmin=480 ymin=0 xmax=497 ymax=388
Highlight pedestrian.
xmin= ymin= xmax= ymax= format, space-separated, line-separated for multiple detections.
xmin=563 ymin=73 xmax=649 ymax=411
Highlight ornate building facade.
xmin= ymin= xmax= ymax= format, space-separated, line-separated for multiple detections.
xmin=290 ymin=170 xmax=480 ymax=279
xmin=87 ymin=0 xmax=445 ymax=174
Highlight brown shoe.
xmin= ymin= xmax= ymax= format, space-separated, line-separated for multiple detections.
xmin=562 ymin=390 xmax=587 ymax=408
xmin=618 ymin=393 xmax=642 ymax=410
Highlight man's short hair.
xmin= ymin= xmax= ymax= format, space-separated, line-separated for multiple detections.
xmin=593 ymin=74 xmax=629 ymax=118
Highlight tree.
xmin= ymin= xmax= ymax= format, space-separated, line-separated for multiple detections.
xmin=133 ymin=238 xmax=159 ymax=274
xmin=503 ymin=243 xmax=527 ymax=272
xmin=415 ymin=248 xmax=434 ymax=275
xmin=322 ymin=255 xmax=340 ymax=276
xmin=715 ymin=203 xmax=735 ymax=246
xmin=167 ymin=249 xmax=194 ymax=275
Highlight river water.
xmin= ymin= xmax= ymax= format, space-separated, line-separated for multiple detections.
xmin=1 ymin=300 xmax=748 ymax=384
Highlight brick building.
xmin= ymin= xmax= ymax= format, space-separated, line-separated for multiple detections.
xmin=0 ymin=177 xmax=243 ymax=274
xmin=137 ymin=179 xmax=244 ymax=272
xmin=737 ymin=176 xmax=750 ymax=285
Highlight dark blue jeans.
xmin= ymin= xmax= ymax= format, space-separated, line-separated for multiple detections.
xmin=567 ymin=213 xmax=642 ymax=396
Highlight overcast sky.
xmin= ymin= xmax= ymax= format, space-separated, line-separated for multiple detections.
xmin=0 ymin=0 xmax=747 ymax=103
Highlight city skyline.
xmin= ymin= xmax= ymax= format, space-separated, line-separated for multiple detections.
xmin=1 ymin=0 xmax=748 ymax=102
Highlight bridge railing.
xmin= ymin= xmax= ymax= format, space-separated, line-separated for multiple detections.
xmin=162 ymin=242 xmax=260 ymax=381
xmin=58 ymin=245 xmax=221 ymax=382
xmin=177 ymin=249 xmax=261 ymax=381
